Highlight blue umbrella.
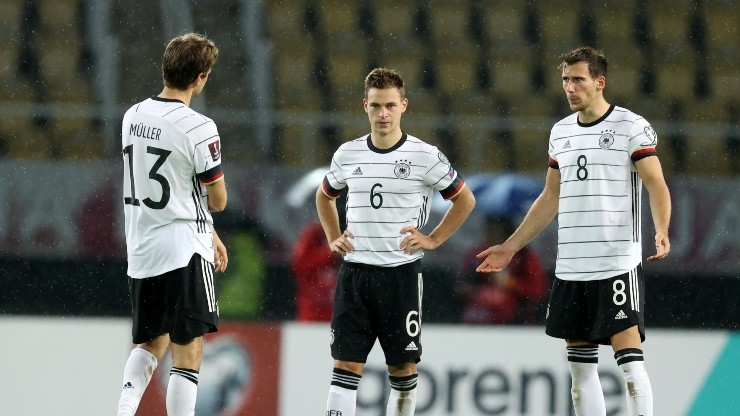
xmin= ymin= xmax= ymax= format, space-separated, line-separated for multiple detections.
xmin=432 ymin=173 xmax=543 ymax=218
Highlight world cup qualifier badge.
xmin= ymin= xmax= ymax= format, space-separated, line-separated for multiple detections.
xmin=438 ymin=151 xmax=449 ymax=165
xmin=599 ymin=130 xmax=615 ymax=149
xmin=643 ymin=125 xmax=658 ymax=146
xmin=394 ymin=159 xmax=411 ymax=179
xmin=208 ymin=140 xmax=221 ymax=161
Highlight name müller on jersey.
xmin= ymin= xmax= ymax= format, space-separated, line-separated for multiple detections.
xmin=323 ymin=133 xmax=465 ymax=267
xmin=548 ymin=105 xmax=657 ymax=281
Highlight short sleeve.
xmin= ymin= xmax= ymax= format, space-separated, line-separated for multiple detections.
xmin=426 ymin=147 xmax=465 ymax=200
xmin=628 ymin=118 xmax=658 ymax=162
xmin=194 ymin=124 xmax=223 ymax=184
xmin=321 ymin=153 xmax=346 ymax=198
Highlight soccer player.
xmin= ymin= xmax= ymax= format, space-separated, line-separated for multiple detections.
xmin=317 ymin=68 xmax=476 ymax=416
xmin=476 ymin=47 xmax=671 ymax=416
xmin=116 ymin=33 xmax=228 ymax=416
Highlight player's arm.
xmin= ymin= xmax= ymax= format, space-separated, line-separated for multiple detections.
xmin=205 ymin=177 xmax=227 ymax=212
xmin=400 ymin=185 xmax=475 ymax=254
xmin=316 ymin=185 xmax=354 ymax=256
xmin=476 ymin=167 xmax=560 ymax=272
xmin=635 ymin=156 xmax=671 ymax=261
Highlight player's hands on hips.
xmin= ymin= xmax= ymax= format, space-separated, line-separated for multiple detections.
xmin=475 ymin=244 xmax=516 ymax=272
xmin=399 ymin=226 xmax=437 ymax=255
xmin=647 ymin=232 xmax=670 ymax=261
xmin=330 ymin=230 xmax=355 ymax=257
xmin=213 ymin=231 xmax=228 ymax=272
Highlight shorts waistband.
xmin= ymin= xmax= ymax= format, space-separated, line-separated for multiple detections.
xmin=342 ymin=260 xmax=421 ymax=272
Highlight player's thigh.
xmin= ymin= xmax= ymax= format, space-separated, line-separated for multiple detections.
xmin=376 ymin=262 xmax=423 ymax=366
xmin=330 ymin=263 xmax=376 ymax=363
xmin=167 ymin=254 xmax=219 ymax=344
xmin=589 ymin=265 xmax=645 ymax=344
xmin=129 ymin=274 xmax=169 ymax=344
xmin=545 ymin=278 xmax=591 ymax=342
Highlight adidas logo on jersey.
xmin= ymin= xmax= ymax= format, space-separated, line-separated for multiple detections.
xmin=563 ymin=140 xmax=571 ymax=149
xmin=352 ymin=167 xmax=363 ymax=175
xmin=615 ymin=310 xmax=628 ymax=320
xmin=122 ymin=382 xmax=134 ymax=390
xmin=405 ymin=341 xmax=418 ymax=351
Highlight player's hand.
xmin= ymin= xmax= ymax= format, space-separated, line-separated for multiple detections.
xmin=213 ymin=231 xmax=228 ymax=272
xmin=330 ymin=230 xmax=355 ymax=257
xmin=647 ymin=232 xmax=670 ymax=261
xmin=476 ymin=244 xmax=515 ymax=272
xmin=399 ymin=226 xmax=437 ymax=255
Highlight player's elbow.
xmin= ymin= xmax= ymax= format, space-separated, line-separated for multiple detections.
xmin=208 ymin=195 xmax=227 ymax=212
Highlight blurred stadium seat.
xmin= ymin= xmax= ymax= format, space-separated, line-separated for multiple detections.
xmin=0 ymin=0 xmax=734 ymax=175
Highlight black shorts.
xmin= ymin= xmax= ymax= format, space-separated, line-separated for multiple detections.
xmin=545 ymin=264 xmax=645 ymax=345
xmin=330 ymin=260 xmax=423 ymax=366
xmin=129 ymin=253 xmax=218 ymax=344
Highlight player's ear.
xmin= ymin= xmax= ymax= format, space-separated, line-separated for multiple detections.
xmin=596 ymin=75 xmax=606 ymax=91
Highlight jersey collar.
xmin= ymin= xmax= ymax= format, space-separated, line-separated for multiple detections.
xmin=366 ymin=132 xmax=407 ymax=154
xmin=152 ymin=96 xmax=186 ymax=104
xmin=577 ymin=104 xmax=615 ymax=127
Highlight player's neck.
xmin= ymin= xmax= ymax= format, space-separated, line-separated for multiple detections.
xmin=577 ymin=98 xmax=611 ymax=124
xmin=370 ymin=129 xmax=403 ymax=149
xmin=158 ymin=87 xmax=194 ymax=107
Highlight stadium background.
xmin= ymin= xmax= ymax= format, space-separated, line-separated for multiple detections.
xmin=0 ymin=0 xmax=737 ymax=415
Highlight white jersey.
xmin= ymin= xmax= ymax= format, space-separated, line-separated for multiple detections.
xmin=122 ymin=97 xmax=224 ymax=278
xmin=322 ymin=133 xmax=465 ymax=267
xmin=548 ymin=105 xmax=658 ymax=281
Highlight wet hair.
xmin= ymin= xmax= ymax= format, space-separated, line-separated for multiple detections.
xmin=364 ymin=67 xmax=405 ymax=98
xmin=558 ymin=46 xmax=608 ymax=79
xmin=162 ymin=33 xmax=219 ymax=90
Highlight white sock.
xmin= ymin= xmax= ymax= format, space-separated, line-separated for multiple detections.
xmin=567 ymin=345 xmax=606 ymax=416
xmin=326 ymin=368 xmax=361 ymax=416
xmin=166 ymin=367 xmax=199 ymax=416
xmin=386 ymin=373 xmax=418 ymax=416
xmin=117 ymin=348 xmax=158 ymax=416
xmin=615 ymin=348 xmax=653 ymax=416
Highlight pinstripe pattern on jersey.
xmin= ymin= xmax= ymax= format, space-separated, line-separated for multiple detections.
xmin=191 ymin=177 xmax=208 ymax=233
xmin=549 ymin=105 xmax=655 ymax=281
xmin=324 ymin=134 xmax=462 ymax=266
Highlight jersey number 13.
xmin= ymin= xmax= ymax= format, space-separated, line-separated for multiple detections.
xmin=123 ymin=144 xmax=172 ymax=210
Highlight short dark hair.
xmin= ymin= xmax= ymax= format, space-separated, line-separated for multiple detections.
xmin=364 ymin=68 xmax=405 ymax=98
xmin=558 ymin=46 xmax=608 ymax=79
xmin=162 ymin=33 xmax=219 ymax=90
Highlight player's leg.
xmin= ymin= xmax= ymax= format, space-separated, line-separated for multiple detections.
xmin=118 ymin=275 xmax=170 ymax=416
xmin=546 ymin=278 xmax=606 ymax=415
xmin=612 ymin=326 xmax=652 ymax=416
xmin=386 ymin=362 xmax=418 ymax=416
xmin=565 ymin=340 xmax=606 ymax=415
xmin=378 ymin=261 xmax=422 ymax=416
xmin=166 ymin=254 xmax=219 ymax=416
xmin=166 ymin=336 xmax=204 ymax=416
xmin=327 ymin=360 xmax=365 ymax=416
xmin=609 ymin=265 xmax=651 ymax=416
xmin=327 ymin=263 xmax=376 ymax=416
xmin=117 ymin=335 xmax=169 ymax=416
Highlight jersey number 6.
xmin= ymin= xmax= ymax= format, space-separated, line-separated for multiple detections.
xmin=123 ymin=144 xmax=172 ymax=210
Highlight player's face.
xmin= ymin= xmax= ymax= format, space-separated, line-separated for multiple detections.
xmin=562 ymin=61 xmax=604 ymax=113
xmin=364 ymin=87 xmax=408 ymax=137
